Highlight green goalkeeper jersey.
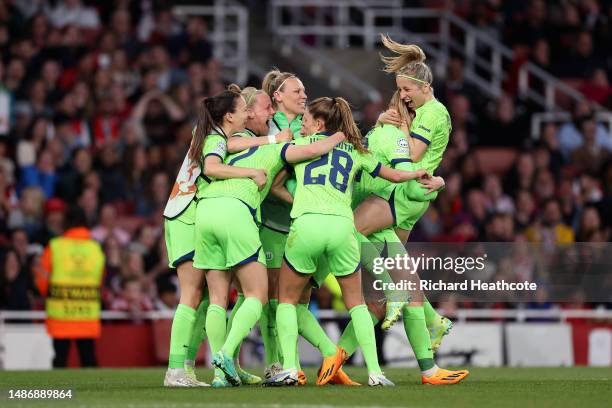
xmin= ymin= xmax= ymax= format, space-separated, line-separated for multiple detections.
xmin=285 ymin=132 xmax=382 ymax=221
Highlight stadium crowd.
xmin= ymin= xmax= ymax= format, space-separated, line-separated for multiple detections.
xmin=0 ymin=0 xmax=610 ymax=316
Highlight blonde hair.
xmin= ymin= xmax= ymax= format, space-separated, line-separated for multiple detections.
xmin=262 ymin=69 xmax=298 ymax=108
xmin=240 ymin=86 xmax=265 ymax=109
xmin=307 ymin=97 xmax=367 ymax=153
xmin=387 ymin=90 xmax=415 ymax=126
xmin=380 ymin=34 xmax=433 ymax=86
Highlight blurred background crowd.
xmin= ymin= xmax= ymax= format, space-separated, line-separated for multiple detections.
xmin=0 ymin=0 xmax=610 ymax=317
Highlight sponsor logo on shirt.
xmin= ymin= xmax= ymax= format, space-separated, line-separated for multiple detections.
xmin=418 ymin=125 xmax=431 ymax=133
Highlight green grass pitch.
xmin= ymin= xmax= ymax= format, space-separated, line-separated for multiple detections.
xmin=1 ymin=367 xmax=610 ymax=408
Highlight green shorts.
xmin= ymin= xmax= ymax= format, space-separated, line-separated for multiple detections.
xmin=164 ymin=200 xmax=197 ymax=268
xmin=388 ymin=184 xmax=430 ymax=230
xmin=194 ymin=197 xmax=265 ymax=270
xmin=259 ymin=225 xmax=288 ymax=269
xmin=284 ymin=214 xmax=360 ymax=287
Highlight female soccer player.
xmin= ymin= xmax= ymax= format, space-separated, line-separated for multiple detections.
xmin=268 ymin=96 xmax=427 ymax=387
xmin=337 ymin=35 xmax=469 ymax=385
xmin=194 ymin=91 xmax=347 ymax=387
xmin=163 ymin=87 xmax=281 ymax=387
xmin=259 ymin=70 xmax=307 ymax=379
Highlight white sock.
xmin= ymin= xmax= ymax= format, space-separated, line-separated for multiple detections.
xmin=422 ymin=364 xmax=439 ymax=378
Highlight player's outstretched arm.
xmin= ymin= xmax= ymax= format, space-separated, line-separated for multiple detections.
xmin=227 ymin=129 xmax=293 ymax=153
xmin=282 ymin=132 xmax=346 ymax=163
xmin=378 ymin=165 xmax=428 ymax=183
xmin=203 ymin=155 xmax=267 ymax=190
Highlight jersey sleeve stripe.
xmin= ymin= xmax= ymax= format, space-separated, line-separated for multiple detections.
xmin=280 ymin=143 xmax=291 ymax=164
xmin=410 ymin=131 xmax=431 ymax=145
xmin=390 ymin=158 xmax=412 ymax=167
xmin=370 ymin=162 xmax=382 ymax=178
xmin=204 ymin=153 xmax=225 ymax=161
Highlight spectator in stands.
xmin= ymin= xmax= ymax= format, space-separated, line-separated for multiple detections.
xmin=18 ymin=149 xmax=56 ymax=199
xmin=481 ymin=94 xmax=528 ymax=147
xmin=558 ymin=101 xmax=612 ymax=159
xmin=526 ymin=199 xmax=575 ymax=246
xmin=130 ymin=89 xmax=185 ymax=146
xmin=579 ymin=69 xmax=612 ymax=107
xmin=155 ymin=280 xmax=179 ymax=311
xmin=48 ymin=0 xmax=100 ymax=30
xmin=515 ymin=190 xmax=536 ymax=232
xmin=483 ymin=174 xmax=515 ymax=215
xmin=576 ymin=206 xmax=603 ymax=242
xmin=32 ymin=197 xmax=66 ymax=246
xmin=0 ymin=248 xmax=32 ymax=311
xmin=8 ymin=186 xmax=45 ymax=236
xmin=169 ymin=16 xmax=213 ymax=65
xmin=91 ymin=204 xmax=130 ymax=246
xmin=570 ymin=116 xmax=611 ymax=174
xmin=109 ymin=277 xmax=154 ymax=322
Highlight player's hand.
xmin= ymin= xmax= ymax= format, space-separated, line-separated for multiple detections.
xmin=333 ymin=131 xmax=346 ymax=141
xmin=251 ymin=169 xmax=268 ymax=191
xmin=276 ymin=128 xmax=293 ymax=143
xmin=419 ymin=175 xmax=445 ymax=194
xmin=413 ymin=169 xmax=429 ymax=179
xmin=378 ymin=109 xmax=402 ymax=127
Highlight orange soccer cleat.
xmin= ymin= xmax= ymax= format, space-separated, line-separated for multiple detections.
xmin=421 ymin=368 xmax=470 ymax=385
xmin=297 ymin=370 xmax=307 ymax=386
xmin=330 ymin=368 xmax=361 ymax=386
xmin=316 ymin=346 xmax=346 ymax=386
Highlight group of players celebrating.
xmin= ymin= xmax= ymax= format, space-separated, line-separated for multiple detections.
xmin=161 ymin=35 xmax=469 ymax=388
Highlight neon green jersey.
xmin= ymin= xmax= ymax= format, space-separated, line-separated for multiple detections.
xmin=195 ymin=132 xmax=227 ymax=200
xmin=352 ymin=124 xmax=411 ymax=207
xmin=285 ymin=133 xmax=382 ymax=220
xmin=410 ymin=98 xmax=451 ymax=174
xmin=261 ymin=112 xmax=303 ymax=232
xmin=202 ymin=135 xmax=289 ymax=211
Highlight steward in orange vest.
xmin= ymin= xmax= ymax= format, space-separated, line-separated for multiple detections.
xmin=36 ymin=207 xmax=105 ymax=368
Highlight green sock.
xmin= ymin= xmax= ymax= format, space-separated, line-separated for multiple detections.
xmin=402 ymin=306 xmax=435 ymax=371
xmin=349 ymin=304 xmax=381 ymax=374
xmin=268 ymin=298 xmax=281 ymax=365
xmin=168 ymin=304 xmax=196 ymax=369
xmin=276 ymin=303 xmax=298 ymax=370
xmin=423 ymin=299 xmax=441 ymax=328
xmin=185 ymin=293 xmax=210 ymax=363
xmin=259 ymin=303 xmax=276 ymax=365
xmin=205 ymin=304 xmax=227 ymax=356
xmin=227 ymin=293 xmax=246 ymax=359
xmin=296 ymin=304 xmax=337 ymax=357
xmin=222 ymin=297 xmax=262 ymax=357
xmin=337 ymin=310 xmax=379 ymax=357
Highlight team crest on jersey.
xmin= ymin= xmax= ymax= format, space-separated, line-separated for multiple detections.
xmin=398 ymin=138 xmax=409 ymax=148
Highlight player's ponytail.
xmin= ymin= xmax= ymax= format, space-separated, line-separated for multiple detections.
xmin=307 ymin=97 xmax=368 ymax=153
xmin=189 ymin=89 xmax=241 ymax=164
xmin=380 ymin=34 xmax=433 ymax=87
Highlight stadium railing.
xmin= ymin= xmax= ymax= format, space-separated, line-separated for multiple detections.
xmin=173 ymin=1 xmax=249 ymax=84
xmin=268 ymin=1 xmax=600 ymax=113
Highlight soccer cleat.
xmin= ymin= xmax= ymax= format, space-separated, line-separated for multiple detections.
xmin=297 ymin=370 xmax=307 ymax=386
xmin=211 ymin=375 xmax=232 ymax=388
xmin=264 ymin=362 xmax=283 ymax=380
xmin=164 ymin=368 xmax=209 ymax=387
xmin=183 ymin=364 xmax=210 ymax=386
xmin=212 ymin=351 xmax=241 ymax=386
xmin=422 ymin=368 xmax=469 ymax=385
xmin=262 ymin=368 xmax=298 ymax=387
xmin=316 ymin=346 xmax=346 ymax=386
xmin=236 ymin=365 xmax=262 ymax=385
xmin=381 ymin=301 xmax=407 ymax=330
xmin=429 ymin=316 xmax=453 ymax=352
xmin=368 ymin=372 xmax=395 ymax=387
xmin=330 ymin=368 xmax=361 ymax=386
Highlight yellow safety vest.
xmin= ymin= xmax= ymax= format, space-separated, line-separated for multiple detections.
xmin=46 ymin=237 xmax=105 ymax=322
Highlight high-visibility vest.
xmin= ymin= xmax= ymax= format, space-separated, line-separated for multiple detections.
xmin=46 ymin=237 xmax=105 ymax=338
